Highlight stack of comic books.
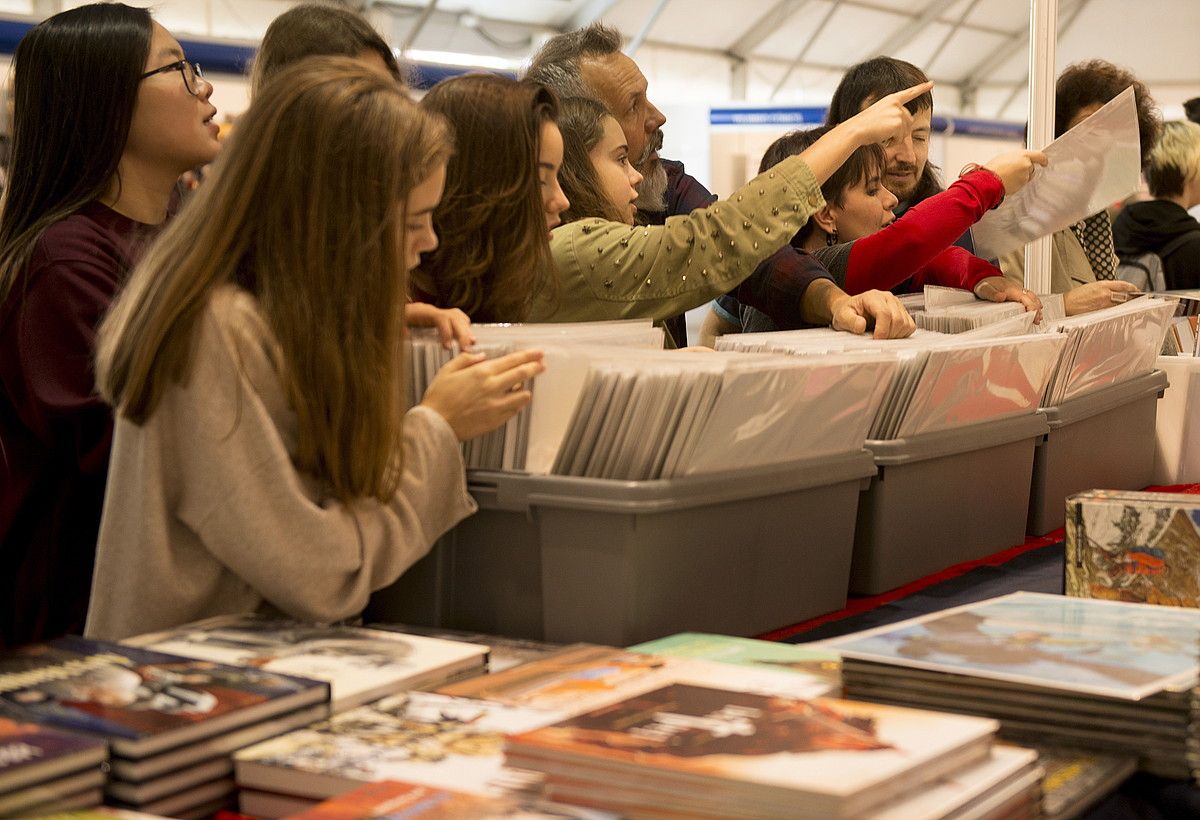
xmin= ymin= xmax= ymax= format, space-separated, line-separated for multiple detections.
xmin=0 ymin=717 xmax=107 ymax=816
xmin=231 ymin=690 xmax=560 ymax=818
xmin=0 ymin=636 xmax=329 ymax=819
xmin=822 ymin=592 xmax=1200 ymax=780
xmin=232 ymin=644 xmax=835 ymax=818
xmin=368 ymin=623 xmax=570 ymax=674
xmin=123 ymin=615 xmax=488 ymax=712
xmin=503 ymin=682 xmax=1017 ymax=819
xmin=433 ymin=644 xmax=833 ymax=715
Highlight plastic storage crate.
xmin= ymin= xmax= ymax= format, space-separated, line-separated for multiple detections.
xmin=367 ymin=451 xmax=877 ymax=645
xmin=1026 ymin=370 xmax=1168 ymax=536
xmin=851 ymin=413 xmax=1049 ymax=595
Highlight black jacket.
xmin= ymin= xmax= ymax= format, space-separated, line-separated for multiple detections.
xmin=1113 ymin=199 xmax=1200 ymax=290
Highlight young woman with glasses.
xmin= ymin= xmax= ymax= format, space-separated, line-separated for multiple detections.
xmin=85 ymin=58 xmax=542 ymax=640
xmin=0 ymin=3 xmax=221 ymax=648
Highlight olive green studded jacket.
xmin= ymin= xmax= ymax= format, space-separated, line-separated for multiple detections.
xmin=534 ymin=155 xmax=825 ymax=324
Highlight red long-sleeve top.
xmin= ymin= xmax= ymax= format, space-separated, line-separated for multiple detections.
xmin=813 ymin=168 xmax=1006 ymax=295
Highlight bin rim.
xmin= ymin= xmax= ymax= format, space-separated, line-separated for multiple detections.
xmin=466 ymin=449 xmax=878 ymax=514
xmin=1040 ymin=370 xmax=1168 ymax=430
xmin=865 ymin=412 xmax=1049 ymax=467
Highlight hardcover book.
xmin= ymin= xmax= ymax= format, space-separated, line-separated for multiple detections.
xmin=125 ymin=615 xmax=486 ymax=711
xmin=506 ymin=683 xmax=997 ymax=818
xmin=1066 ymin=490 xmax=1200 ymax=607
xmin=0 ymin=636 xmax=329 ymax=758
xmin=234 ymin=691 xmax=558 ymax=800
xmin=437 ymin=645 xmax=831 ymax=716
xmin=0 ymin=716 xmax=107 ymax=794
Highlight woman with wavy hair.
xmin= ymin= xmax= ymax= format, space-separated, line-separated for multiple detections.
xmin=86 ymin=58 xmax=543 ymax=640
xmin=414 ymin=74 xmax=570 ymax=322
xmin=0 ymin=2 xmax=221 ymax=647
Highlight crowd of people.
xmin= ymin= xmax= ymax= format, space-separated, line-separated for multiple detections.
xmin=1 ymin=2 xmax=1197 ymax=648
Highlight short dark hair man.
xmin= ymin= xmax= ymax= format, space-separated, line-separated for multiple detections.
xmin=827 ymin=57 xmax=940 ymax=212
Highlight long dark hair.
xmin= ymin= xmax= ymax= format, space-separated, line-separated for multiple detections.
xmin=556 ymin=96 xmax=628 ymax=225
xmin=827 ymin=56 xmax=942 ymax=205
xmin=0 ymin=3 xmax=152 ymax=305
xmin=414 ymin=74 xmax=558 ymax=323
xmin=760 ymin=126 xmax=887 ymax=244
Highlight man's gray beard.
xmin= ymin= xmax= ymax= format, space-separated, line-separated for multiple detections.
xmin=635 ymin=159 xmax=668 ymax=214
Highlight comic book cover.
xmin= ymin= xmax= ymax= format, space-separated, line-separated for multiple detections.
xmin=1066 ymin=490 xmax=1200 ymax=607
xmin=437 ymin=645 xmax=830 ymax=717
xmin=234 ymin=691 xmax=558 ymax=800
xmin=506 ymin=683 xmax=996 ymax=817
xmin=0 ymin=636 xmax=328 ymax=758
xmin=367 ymin=624 xmax=572 ymax=674
xmin=822 ymin=592 xmax=1200 ymax=700
xmin=0 ymin=716 xmax=107 ymax=793
xmin=628 ymin=633 xmax=841 ymax=688
xmin=125 ymin=615 xmax=486 ymax=711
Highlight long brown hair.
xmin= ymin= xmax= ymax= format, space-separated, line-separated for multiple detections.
xmin=97 ymin=57 xmax=450 ymax=502
xmin=556 ymin=96 xmax=629 ymax=225
xmin=0 ymin=3 xmax=152 ymax=305
xmin=414 ymin=74 xmax=557 ymax=323
xmin=250 ymin=3 xmax=402 ymax=96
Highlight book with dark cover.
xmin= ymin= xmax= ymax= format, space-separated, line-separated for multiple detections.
xmin=0 ymin=766 xmax=105 ymax=816
xmin=0 ymin=636 xmax=328 ymax=758
xmin=0 ymin=715 xmax=106 ymax=793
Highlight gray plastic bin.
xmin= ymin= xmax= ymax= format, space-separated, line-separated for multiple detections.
xmin=367 ymin=451 xmax=877 ymax=645
xmin=1026 ymin=370 xmax=1168 ymax=536
xmin=851 ymin=413 xmax=1049 ymax=595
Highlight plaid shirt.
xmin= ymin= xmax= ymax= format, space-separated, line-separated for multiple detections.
xmin=714 ymin=240 xmax=835 ymax=333
xmin=638 ymin=159 xmax=719 ymax=346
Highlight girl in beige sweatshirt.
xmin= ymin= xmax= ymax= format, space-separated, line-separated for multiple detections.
xmin=85 ymin=59 xmax=543 ymax=641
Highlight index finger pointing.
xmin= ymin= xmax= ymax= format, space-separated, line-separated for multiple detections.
xmin=890 ymin=81 xmax=934 ymax=105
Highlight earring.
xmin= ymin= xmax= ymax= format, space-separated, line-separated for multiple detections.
xmin=826 ymin=227 xmax=839 ymax=246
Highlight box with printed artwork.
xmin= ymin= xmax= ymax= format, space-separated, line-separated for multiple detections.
xmin=1066 ymin=489 xmax=1200 ymax=606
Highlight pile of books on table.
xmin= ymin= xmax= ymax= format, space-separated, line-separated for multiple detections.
xmin=0 ymin=635 xmax=328 ymax=818
xmin=0 ymin=717 xmax=107 ymax=816
xmin=823 ymin=592 xmax=1200 ymax=780
xmin=231 ymin=642 xmax=1043 ymax=819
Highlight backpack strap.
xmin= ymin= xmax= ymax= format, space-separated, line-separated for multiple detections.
xmin=1159 ymin=229 xmax=1200 ymax=260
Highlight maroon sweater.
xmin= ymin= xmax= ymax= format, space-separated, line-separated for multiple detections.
xmin=0 ymin=201 xmax=156 ymax=648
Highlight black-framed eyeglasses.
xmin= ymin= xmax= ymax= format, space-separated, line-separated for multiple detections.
xmin=140 ymin=60 xmax=205 ymax=97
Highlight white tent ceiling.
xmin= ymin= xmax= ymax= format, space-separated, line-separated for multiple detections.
xmin=8 ymin=0 xmax=1199 ymax=119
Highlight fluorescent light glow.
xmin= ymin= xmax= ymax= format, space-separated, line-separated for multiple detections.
xmin=402 ymin=49 xmax=523 ymax=71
